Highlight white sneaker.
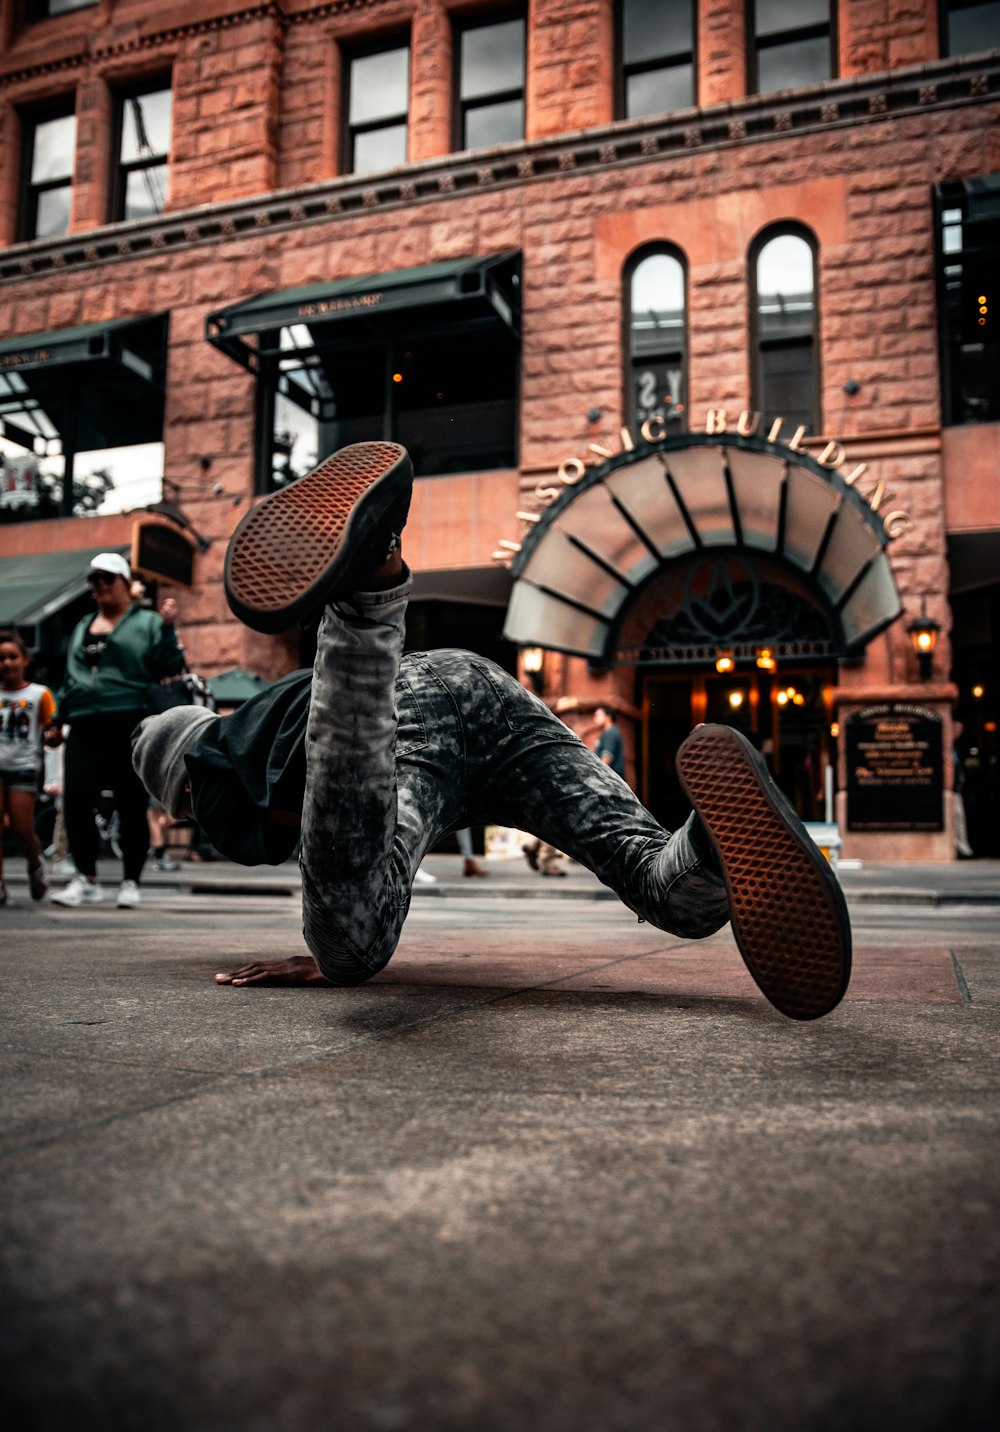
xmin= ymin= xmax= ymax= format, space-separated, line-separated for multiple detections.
xmin=52 ymin=876 xmax=104 ymax=907
xmin=116 ymin=880 xmax=141 ymax=909
xmin=413 ymin=867 xmax=437 ymax=885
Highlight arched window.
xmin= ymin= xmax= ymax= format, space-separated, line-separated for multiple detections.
xmin=751 ymin=227 xmax=819 ymax=433
xmin=626 ymin=247 xmax=687 ymax=433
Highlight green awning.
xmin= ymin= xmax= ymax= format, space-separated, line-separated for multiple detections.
xmin=206 ymin=252 xmax=521 ymax=371
xmin=0 ymin=313 xmax=167 ymax=454
xmin=0 ymin=545 xmax=131 ymax=627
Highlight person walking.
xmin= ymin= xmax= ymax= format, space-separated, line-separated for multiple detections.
xmin=591 ymin=705 xmax=626 ymax=779
xmin=50 ymin=553 xmax=185 ymax=909
xmin=0 ymin=629 xmax=55 ymax=906
xmin=132 ymin=442 xmax=851 ymax=1020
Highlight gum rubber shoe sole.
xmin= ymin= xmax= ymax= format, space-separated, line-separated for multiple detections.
xmin=224 ymin=442 xmax=412 ymax=634
xmin=676 ymin=723 xmax=852 ymax=1021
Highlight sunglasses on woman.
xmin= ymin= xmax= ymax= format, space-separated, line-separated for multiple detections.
xmin=87 ymin=572 xmax=117 ymax=587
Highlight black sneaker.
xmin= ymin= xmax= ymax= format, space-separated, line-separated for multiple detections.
xmin=676 ymin=723 xmax=852 ymax=1021
xmin=224 ymin=442 xmax=413 ymax=634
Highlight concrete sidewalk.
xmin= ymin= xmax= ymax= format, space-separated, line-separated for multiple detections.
xmin=2 ymin=869 xmax=999 ymax=1430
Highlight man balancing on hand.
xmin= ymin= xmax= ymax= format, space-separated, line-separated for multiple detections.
xmin=131 ymin=441 xmax=851 ymax=1020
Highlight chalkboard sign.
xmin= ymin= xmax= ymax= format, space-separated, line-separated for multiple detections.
xmin=845 ymin=703 xmax=944 ymax=832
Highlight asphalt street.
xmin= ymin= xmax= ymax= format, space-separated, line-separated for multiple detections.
xmin=1 ymin=861 xmax=998 ymax=1432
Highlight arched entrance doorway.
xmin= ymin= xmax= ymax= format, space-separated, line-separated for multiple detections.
xmin=502 ymin=428 xmax=904 ymax=833
xmin=617 ymin=549 xmax=838 ymax=828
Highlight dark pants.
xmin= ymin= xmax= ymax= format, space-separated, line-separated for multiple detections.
xmin=299 ymin=578 xmax=731 ymax=985
xmin=64 ymin=712 xmax=150 ymax=883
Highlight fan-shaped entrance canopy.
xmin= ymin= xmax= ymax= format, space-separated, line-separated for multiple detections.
xmin=503 ymin=433 xmax=902 ymax=665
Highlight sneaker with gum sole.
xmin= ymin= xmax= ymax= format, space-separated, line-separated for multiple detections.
xmin=224 ymin=442 xmax=413 ymax=634
xmin=676 ymin=723 xmax=852 ymax=1021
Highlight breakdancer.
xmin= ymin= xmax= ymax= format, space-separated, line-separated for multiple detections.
xmin=132 ymin=442 xmax=851 ymax=1019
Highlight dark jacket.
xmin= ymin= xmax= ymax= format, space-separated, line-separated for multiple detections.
xmin=56 ymin=604 xmax=185 ymax=723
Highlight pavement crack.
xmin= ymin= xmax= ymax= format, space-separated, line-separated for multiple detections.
xmin=950 ymin=950 xmax=974 ymax=1005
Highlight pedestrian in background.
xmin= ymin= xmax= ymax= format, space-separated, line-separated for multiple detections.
xmin=0 ymin=629 xmax=55 ymax=906
xmin=49 ymin=553 xmax=185 ymax=910
xmin=591 ymin=705 xmax=626 ymax=779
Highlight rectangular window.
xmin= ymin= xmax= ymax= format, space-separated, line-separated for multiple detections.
xmin=345 ymin=43 xmax=410 ymax=175
xmin=943 ymin=0 xmax=1000 ymax=55
xmin=619 ymin=0 xmax=694 ymax=120
xmin=936 ymin=176 xmax=1000 ymax=425
xmin=113 ymin=82 xmax=172 ymax=221
xmin=24 ymin=0 xmax=97 ymax=19
xmin=19 ymin=107 xmax=76 ymax=241
xmin=456 ymin=13 xmax=526 ymax=150
xmin=751 ymin=0 xmax=833 ymax=94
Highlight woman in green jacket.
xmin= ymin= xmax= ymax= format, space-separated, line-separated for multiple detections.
xmin=49 ymin=552 xmax=185 ymax=909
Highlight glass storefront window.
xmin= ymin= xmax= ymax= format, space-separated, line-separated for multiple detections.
xmin=261 ymin=325 xmax=517 ymax=488
xmin=936 ymin=175 xmax=1000 ymax=425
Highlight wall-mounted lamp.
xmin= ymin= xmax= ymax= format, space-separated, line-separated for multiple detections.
xmin=907 ymin=598 xmax=941 ymax=681
xmin=521 ymin=646 xmax=545 ymax=694
xmin=756 ymin=648 xmax=777 ymax=673
xmin=715 ymin=652 xmax=734 ymax=674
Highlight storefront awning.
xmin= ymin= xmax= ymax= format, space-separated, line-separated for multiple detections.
xmin=503 ymin=433 xmax=903 ymax=664
xmin=0 ymin=545 xmax=131 ymax=627
xmin=0 ymin=314 xmax=167 ymax=455
xmin=205 ymin=252 xmax=521 ymax=371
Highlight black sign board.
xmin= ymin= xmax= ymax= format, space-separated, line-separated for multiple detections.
xmin=846 ymin=703 xmax=944 ymax=832
xmin=132 ymin=517 xmax=197 ymax=590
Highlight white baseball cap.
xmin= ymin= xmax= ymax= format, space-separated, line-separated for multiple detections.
xmin=87 ymin=552 xmax=131 ymax=581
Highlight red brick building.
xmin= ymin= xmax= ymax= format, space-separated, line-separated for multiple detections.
xmin=1 ymin=0 xmax=998 ymax=858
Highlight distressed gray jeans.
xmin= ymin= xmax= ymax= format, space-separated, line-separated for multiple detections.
xmin=300 ymin=575 xmax=730 ymax=984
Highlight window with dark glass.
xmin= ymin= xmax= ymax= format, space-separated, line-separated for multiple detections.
xmin=750 ymin=0 xmax=833 ymax=93
xmin=259 ymin=325 xmax=518 ymax=489
xmin=456 ymin=13 xmax=525 ymax=150
xmin=942 ymin=0 xmax=1000 ymax=55
xmin=19 ymin=107 xmax=76 ymax=240
xmin=113 ymin=82 xmax=172 ymax=221
xmin=936 ymin=176 xmax=1000 ymax=425
xmin=626 ymin=247 xmax=688 ymax=431
xmin=24 ymin=0 xmax=97 ymax=20
xmin=752 ymin=228 xmax=819 ymax=432
xmin=345 ymin=42 xmax=410 ymax=174
xmin=618 ymin=0 xmax=694 ymax=119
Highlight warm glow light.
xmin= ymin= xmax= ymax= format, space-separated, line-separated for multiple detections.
xmin=915 ymin=630 xmax=934 ymax=652
xmin=986 ymin=721 xmax=998 ymax=733
xmin=392 ymin=372 xmax=403 ymax=383
xmin=830 ymin=722 xmax=840 ymax=738
xmin=728 ymin=690 xmax=744 ymax=709
xmin=973 ymin=684 xmax=985 ymax=698
xmin=793 ymin=693 xmax=805 ymax=706
xmin=756 ymin=648 xmax=776 ymax=672
xmin=715 ymin=653 xmax=734 ymax=674
xmin=521 ymin=646 xmax=544 ymax=674
xmin=777 ymin=691 xmax=789 ymax=706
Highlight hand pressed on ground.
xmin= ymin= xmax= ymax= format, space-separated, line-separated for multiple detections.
xmin=215 ymin=956 xmax=331 ymax=987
